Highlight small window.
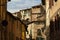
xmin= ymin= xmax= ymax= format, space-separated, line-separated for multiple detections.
xmin=55 ymin=0 xmax=57 ymax=2
xmin=37 ymin=29 xmax=41 ymax=36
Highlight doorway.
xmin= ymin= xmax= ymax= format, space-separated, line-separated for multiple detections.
xmin=50 ymin=14 xmax=60 ymax=40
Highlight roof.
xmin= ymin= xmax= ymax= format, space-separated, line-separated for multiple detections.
xmin=32 ymin=5 xmax=42 ymax=8
xmin=20 ymin=8 xmax=31 ymax=11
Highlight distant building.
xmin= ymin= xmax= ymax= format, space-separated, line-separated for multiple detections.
xmin=18 ymin=4 xmax=45 ymax=40
xmin=31 ymin=5 xmax=45 ymax=39
xmin=20 ymin=8 xmax=31 ymax=21
xmin=19 ymin=8 xmax=32 ymax=39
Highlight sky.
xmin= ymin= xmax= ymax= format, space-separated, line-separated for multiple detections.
xmin=7 ymin=0 xmax=41 ymax=13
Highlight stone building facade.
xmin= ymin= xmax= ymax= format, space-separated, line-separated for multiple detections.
xmin=41 ymin=0 xmax=60 ymax=40
xmin=18 ymin=5 xmax=46 ymax=40
xmin=31 ymin=5 xmax=45 ymax=40
xmin=11 ymin=0 xmax=60 ymax=40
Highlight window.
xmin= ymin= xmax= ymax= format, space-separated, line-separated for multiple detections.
xmin=34 ymin=21 xmax=40 ymax=25
xmin=37 ymin=29 xmax=41 ymax=36
xmin=55 ymin=0 xmax=57 ymax=2
xmin=30 ymin=30 xmax=32 ymax=35
xmin=23 ymin=15 xmax=26 ymax=17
